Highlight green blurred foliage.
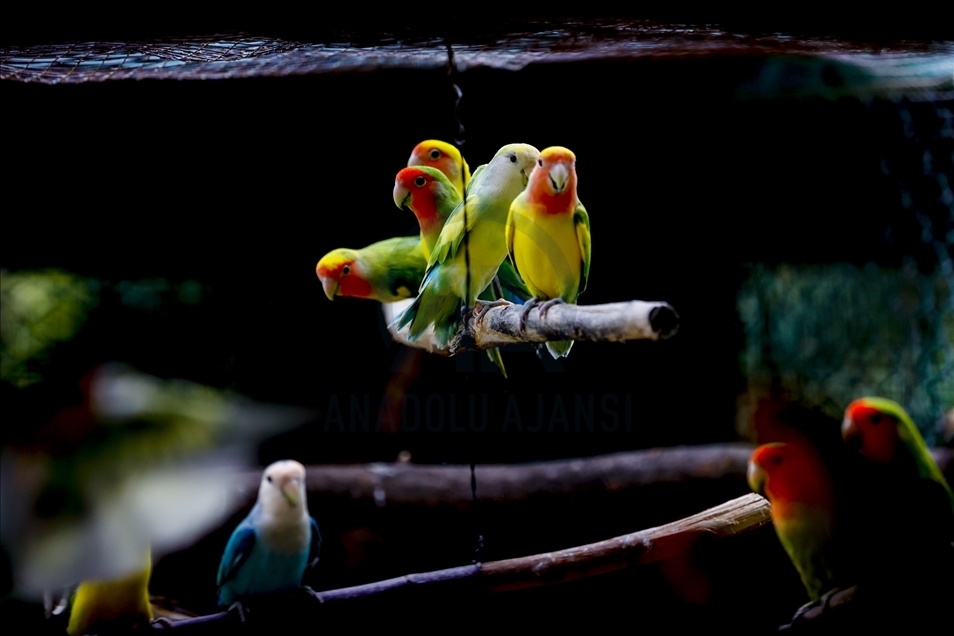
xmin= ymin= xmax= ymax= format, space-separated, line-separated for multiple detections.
xmin=738 ymin=261 xmax=953 ymax=444
xmin=0 ymin=270 xmax=98 ymax=388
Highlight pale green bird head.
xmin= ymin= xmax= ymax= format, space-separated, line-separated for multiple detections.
xmin=489 ymin=143 xmax=540 ymax=188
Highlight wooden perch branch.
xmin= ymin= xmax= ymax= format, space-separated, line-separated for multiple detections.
xmin=156 ymin=494 xmax=771 ymax=630
xmin=457 ymin=299 xmax=680 ymax=352
xmin=380 ymin=298 xmax=680 ymax=355
xmin=231 ymin=445 xmax=954 ymax=510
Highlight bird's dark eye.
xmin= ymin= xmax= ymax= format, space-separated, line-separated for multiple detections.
xmin=342 ymin=265 xmax=351 ymax=275
xmin=414 ymin=176 xmax=427 ymax=187
xmin=267 ymin=476 xmax=273 ymax=483
xmin=537 ymin=159 xmax=543 ymax=167
xmin=429 ymin=149 xmax=441 ymax=160
xmin=510 ymin=154 xmax=517 ymax=163
xmin=870 ymin=413 xmax=882 ymax=425
xmin=773 ymin=456 xmax=783 ymax=466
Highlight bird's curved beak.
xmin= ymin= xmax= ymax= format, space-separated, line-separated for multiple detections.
xmin=320 ymin=277 xmax=338 ymax=301
xmin=393 ymin=183 xmax=411 ymax=209
xmin=841 ymin=416 xmax=860 ymax=447
xmin=281 ymin=477 xmax=301 ymax=507
xmin=548 ymin=163 xmax=569 ymax=193
xmin=746 ymin=461 xmax=766 ymax=495
xmin=316 ymin=264 xmax=338 ymax=301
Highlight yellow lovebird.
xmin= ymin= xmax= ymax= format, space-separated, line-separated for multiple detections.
xmin=66 ymin=550 xmax=153 ymax=636
xmin=505 ymin=146 xmax=591 ymax=358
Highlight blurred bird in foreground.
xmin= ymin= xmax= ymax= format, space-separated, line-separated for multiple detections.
xmin=840 ymin=397 xmax=954 ymax=628
xmin=747 ymin=441 xmax=847 ymax=605
xmin=63 ymin=550 xmax=154 ymax=635
xmin=505 ymin=146 xmax=590 ymax=359
xmin=316 ymin=236 xmax=426 ymax=303
xmin=0 ymin=363 xmax=314 ymax=632
xmin=841 ymin=397 xmax=954 ymax=515
xmin=217 ymin=460 xmax=320 ymax=608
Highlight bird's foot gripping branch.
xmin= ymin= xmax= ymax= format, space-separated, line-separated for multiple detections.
xmin=386 ymin=299 xmax=680 ymax=355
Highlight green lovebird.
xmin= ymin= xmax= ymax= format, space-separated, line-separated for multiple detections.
xmin=395 ymin=143 xmax=539 ymax=349
xmin=393 ymin=166 xmax=461 ymax=263
xmin=748 ymin=441 xmax=846 ymax=602
xmin=316 ymin=236 xmax=425 ymax=303
xmin=838 ymin=397 xmax=954 ymax=630
xmin=392 ymin=163 xmax=530 ymax=377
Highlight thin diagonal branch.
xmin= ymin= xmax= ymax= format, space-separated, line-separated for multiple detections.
xmin=155 ymin=494 xmax=770 ymax=630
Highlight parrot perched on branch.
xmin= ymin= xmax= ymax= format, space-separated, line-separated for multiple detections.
xmin=747 ymin=441 xmax=846 ymax=602
xmin=505 ymin=146 xmax=591 ymax=359
xmin=316 ymin=236 xmax=426 ymax=303
xmin=217 ymin=460 xmax=320 ymax=609
xmin=838 ymin=398 xmax=954 ymax=629
xmin=406 ymin=139 xmax=471 ymax=199
xmin=395 ymin=143 xmax=540 ymax=348
xmin=393 ymin=165 xmax=520 ymax=377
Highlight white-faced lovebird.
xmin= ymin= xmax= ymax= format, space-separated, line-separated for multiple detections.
xmin=216 ymin=460 xmax=320 ymax=608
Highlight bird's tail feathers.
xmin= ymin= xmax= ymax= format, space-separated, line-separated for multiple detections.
xmin=545 ymin=340 xmax=574 ymax=359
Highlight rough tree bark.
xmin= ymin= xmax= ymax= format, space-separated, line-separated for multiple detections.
xmin=380 ymin=298 xmax=680 ymax=355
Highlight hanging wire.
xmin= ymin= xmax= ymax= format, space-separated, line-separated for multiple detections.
xmin=445 ymin=39 xmax=471 ymax=317
xmin=445 ymin=36 xmax=483 ymax=561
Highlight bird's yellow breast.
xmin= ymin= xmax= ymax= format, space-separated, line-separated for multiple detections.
xmin=67 ymin=562 xmax=153 ymax=636
xmin=511 ymin=206 xmax=582 ymax=301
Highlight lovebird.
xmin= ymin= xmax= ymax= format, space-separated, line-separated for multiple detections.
xmin=841 ymin=397 xmax=954 ymax=514
xmin=407 ymin=139 xmax=471 ymax=198
xmin=393 ymin=164 xmax=524 ymax=376
xmin=217 ymin=460 xmax=320 ymax=608
xmin=393 ymin=166 xmax=460 ymax=261
xmin=64 ymin=550 xmax=153 ymax=636
xmin=505 ymin=146 xmax=591 ymax=359
xmin=747 ymin=441 xmax=846 ymax=603
xmin=839 ymin=398 xmax=954 ymax=628
xmin=316 ymin=236 xmax=426 ymax=303
xmin=395 ymin=143 xmax=540 ymax=348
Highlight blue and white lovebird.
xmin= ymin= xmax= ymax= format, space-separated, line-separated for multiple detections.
xmin=216 ymin=460 xmax=321 ymax=608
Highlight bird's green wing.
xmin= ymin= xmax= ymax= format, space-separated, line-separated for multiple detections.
xmin=574 ymin=201 xmax=592 ymax=300
xmin=428 ymin=163 xmax=488 ymax=269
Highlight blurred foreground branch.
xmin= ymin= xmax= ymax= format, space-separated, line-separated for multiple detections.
xmin=382 ymin=299 xmax=680 ymax=355
xmin=155 ymin=493 xmax=771 ymax=631
xmin=233 ymin=445 xmax=954 ymax=509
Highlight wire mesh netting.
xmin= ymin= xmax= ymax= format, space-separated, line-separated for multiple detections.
xmin=738 ymin=97 xmax=954 ymax=444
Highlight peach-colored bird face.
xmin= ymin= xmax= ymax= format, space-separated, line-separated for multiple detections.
xmin=393 ymin=167 xmax=437 ymax=211
xmin=259 ymin=460 xmax=307 ymax=509
xmin=315 ymin=250 xmax=371 ymax=300
xmin=408 ymin=140 xmax=461 ymax=185
xmin=527 ymin=146 xmax=578 ymax=203
xmin=842 ymin=400 xmax=901 ymax=465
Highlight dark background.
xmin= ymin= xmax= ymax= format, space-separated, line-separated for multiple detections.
xmin=3 ymin=14 xmax=952 ymax=635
